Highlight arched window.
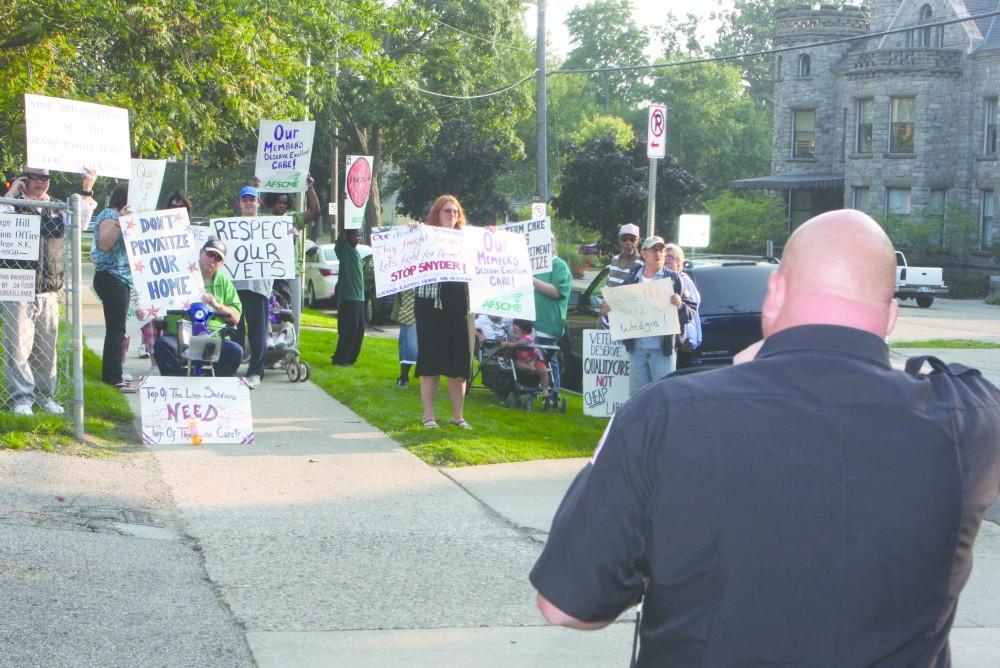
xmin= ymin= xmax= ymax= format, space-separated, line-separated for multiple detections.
xmin=917 ymin=5 xmax=941 ymax=47
xmin=798 ymin=54 xmax=811 ymax=78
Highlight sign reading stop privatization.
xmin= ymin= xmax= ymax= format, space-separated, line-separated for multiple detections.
xmin=647 ymin=103 xmax=667 ymax=159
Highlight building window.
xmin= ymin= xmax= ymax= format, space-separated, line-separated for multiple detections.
xmin=791 ymin=190 xmax=812 ymax=227
xmin=775 ymin=55 xmax=782 ymax=81
xmin=793 ymin=109 xmax=816 ymax=158
xmin=985 ymin=97 xmax=997 ymax=155
xmin=981 ymin=190 xmax=995 ymax=248
xmin=798 ymin=54 xmax=811 ymax=78
xmin=916 ymin=5 xmax=942 ymax=47
xmin=887 ymin=188 xmax=911 ymax=222
xmin=855 ymin=99 xmax=873 ymax=153
xmin=928 ymin=189 xmax=946 ymax=246
xmin=852 ymin=186 xmax=870 ymax=212
xmin=890 ymin=97 xmax=915 ymax=154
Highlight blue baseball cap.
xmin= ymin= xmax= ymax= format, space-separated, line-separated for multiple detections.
xmin=239 ymin=185 xmax=259 ymax=199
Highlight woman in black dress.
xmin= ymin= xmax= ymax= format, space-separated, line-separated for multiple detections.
xmin=414 ymin=195 xmax=474 ymax=429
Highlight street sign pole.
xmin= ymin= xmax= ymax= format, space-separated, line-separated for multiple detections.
xmin=646 ymin=103 xmax=667 ymax=239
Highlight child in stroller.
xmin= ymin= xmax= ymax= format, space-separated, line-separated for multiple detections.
xmin=265 ymin=279 xmax=311 ymax=382
xmin=474 ymin=318 xmax=565 ymax=412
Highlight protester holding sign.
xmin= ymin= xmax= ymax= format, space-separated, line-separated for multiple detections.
xmin=331 ymin=229 xmax=365 ymax=366
xmin=91 ymin=182 xmax=137 ymax=392
xmin=612 ymin=236 xmax=695 ymax=396
xmin=262 ymin=174 xmax=319 ymax=315
xmin=230 ymin=185 xmax=271 ymax=389
xmin=1 ymin=166 xmax=96 ymax=416
xmin=531 ymin=236 xmax=572 ymax=401
xmin=414 ymin=195 xmax=475 ymax=430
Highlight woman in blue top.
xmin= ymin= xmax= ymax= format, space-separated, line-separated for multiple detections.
xmin=91 ymin=182 xmax=136 ymax=391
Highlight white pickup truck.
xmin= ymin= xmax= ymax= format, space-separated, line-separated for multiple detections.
xmin=896 ymin=251 xmax=948 ymax=308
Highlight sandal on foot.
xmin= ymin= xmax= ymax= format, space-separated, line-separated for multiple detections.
xmin=422 ymin=419 xmax=439 ymax=428
xmin=450 ymin=418 xmax=472 ymax=430
xmin=114 ymin=381 xmax=138 ymax=394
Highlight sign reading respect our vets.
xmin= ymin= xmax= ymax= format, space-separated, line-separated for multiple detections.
xmin=0 ymin=213 xmax=40 ymax=261
xmin=501 ymin=217 xmax=553 ymax=274
xmin=128 ymin=159 xmax=167 ymax=213
xmin=344 ymin=155 xmax=373 ymax=230
xmin=581 ymin=329 xmax=630 ymax=417
xmin=370 ymin=224 xmax=468 ymax=297
xmin=24 ymin=94 xmax=131 ymax=179
xmin=139 ymin=376 xmax=254 ymax=445
xmin=207 ymin=216 xmax=295 ymax=281
xmin=120 ymin=207 xmax=203 ymax=320
xmin=0 ymin=269 xmax=37 ymax=302
xmin=255 ymin=120 xmax=316 ymax=193
xmin=603 ymin=279 xmax=680 ymax=341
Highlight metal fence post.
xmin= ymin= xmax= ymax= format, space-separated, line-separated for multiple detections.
xmin=69 ymin=194 xmax=84 ymax=442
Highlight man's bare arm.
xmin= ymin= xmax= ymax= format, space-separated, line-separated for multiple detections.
xmin=535 ymin=592 xmax=616 ymax=630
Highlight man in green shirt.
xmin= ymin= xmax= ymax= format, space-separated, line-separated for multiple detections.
xmin=532 ymin=235 xmax=572 ymax=395
xmin=331 ymin=229 xmax=365 ymax=366
xmin=153 ymin=239 xmax=245 ymax=376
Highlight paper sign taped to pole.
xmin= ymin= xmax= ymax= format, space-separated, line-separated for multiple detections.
xmin=0 ymin=213 xmax=40 ymax=261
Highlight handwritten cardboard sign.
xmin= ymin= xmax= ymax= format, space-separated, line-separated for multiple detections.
xmin=24 ymin=94 xmax=131 ymax=179
xmin=603 ymin=279 xmax=679 ymax=341
xmin=128 ymin=159 xmax=167 ymax=213
xmin=582 ymin=329 xmax=630 ymax=417
xmin=208 ymin=216 xmax=295 ymax=280
xmin=255 ymin=120 xmax=316 ymax=193
xmin=370 ymin=225 xmax=469 ymax=297
xmin=0 ymin=213 xmax=40 ymax=261
xmin=501 ymin=217 xmax=552 ymax=274
xmin=120 ymin=207 xmax=203 ymax=320
xmin=0 ymin=269 xmax=36 ymax=302
xmin=139 ymin=376 xmax=254 ymax=445
xmin=344 ymin=155 xmax=373 ymax=230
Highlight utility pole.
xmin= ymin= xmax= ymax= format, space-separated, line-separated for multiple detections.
xmin=329 ymin=51 xmax=339 ymax=242
xmin=535 ymin=0 xmax=548 ymax=204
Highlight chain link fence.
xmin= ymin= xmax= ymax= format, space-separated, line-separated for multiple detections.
xmin=0 ymin=194 xmax=86 ymax=440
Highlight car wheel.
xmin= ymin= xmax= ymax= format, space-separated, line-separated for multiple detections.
xmin=916 ymin=296 xmax=934 ymax=308
xmin=306 ymin=281 xmax=316 ymax=307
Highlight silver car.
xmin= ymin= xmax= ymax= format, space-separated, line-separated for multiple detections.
xmin=303 ymin=241 xmax=374 ymax=307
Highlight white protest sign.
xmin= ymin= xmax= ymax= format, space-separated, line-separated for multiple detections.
xmin=120 ymin=208 xmax=203 ymax=320
xmin=0 ymin=269 xmax=36 ymax=302
xmin=139 ymin=376 xmax=254 ymax=445
xmin=24 ymin=94 xmax=131 ymax=179
xmin=0 ymin=213 xmax=40 ymax=261
xmin=603 ymin=279 xmax=680 ymax=341
xmin=466 ymin=227 xmax=532 ymax=292
xmin=128 ymin=159 xmax=167 ymax=213
xmin=678 ymin=214 xmax=711 ymax=248
xmin=370 ymin=225 xmax=469 ymax=297
xmin=344 ymin=155 xmax=373 ymax=230
xmin=255 ymin=120 xmax=316 ymax=193
xmin=208 ymin=216 xmax=296 ymax=281
xmin=469 ymin=283 xmax=535 ymax=320
xmin=501 ymin=217 xmax=553 ymax=274
xmin=581 ymin=329 xmax=630 ymax=417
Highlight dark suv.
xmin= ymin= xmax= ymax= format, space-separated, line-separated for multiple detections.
xmin=561 ymin=257 xmax=779 ymax=391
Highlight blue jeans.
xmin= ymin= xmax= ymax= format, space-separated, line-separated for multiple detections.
xmin=629 ymin=348 xmax=676 ymax=397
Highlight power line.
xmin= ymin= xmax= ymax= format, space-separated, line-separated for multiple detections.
xmin=402 ymin=69 xmax=538 ymax=100
xmin=433 ymin=19 xmax=534 ymax=53
xmin=550 ymin=9 xmax=1000 ymax=76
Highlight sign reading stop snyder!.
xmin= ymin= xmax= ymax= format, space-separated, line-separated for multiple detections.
xmin=647 ymin=103 xmax=667 ymax=159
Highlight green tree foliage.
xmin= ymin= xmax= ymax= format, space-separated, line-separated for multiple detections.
xmin=562 ymin=0 xmax=650 ymax=111
xmin=649 ymin=61 xmax=771 ymax=195
xmin=705 ymin=191 xmax=787 ymax=255
xmin=395 ymin=117 xmax=511 ymax=224
xmin=573 ymin=115 xmax=634 ymax=149
xmin=553 ymin=133 xmax=705 ymax=251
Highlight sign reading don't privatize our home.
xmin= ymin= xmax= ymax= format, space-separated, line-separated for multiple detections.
xmin=119 ymin=207 xmax=203 ymax=321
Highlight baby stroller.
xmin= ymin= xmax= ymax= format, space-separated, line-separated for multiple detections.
xmin=473 ymin=338 xmax=566 ymax=413
xmin=266 ymin=279 xmax=310 ymax=382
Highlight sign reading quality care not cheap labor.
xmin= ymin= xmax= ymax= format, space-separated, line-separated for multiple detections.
xmin=582 ymin=329 xmax=630 ymax=417
xmin=24 ymin=94 xmax=132 ymax=179
xmin=255 ymin=120 xmax=316 ymax=193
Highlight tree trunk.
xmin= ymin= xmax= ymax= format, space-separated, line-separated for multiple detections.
xmin=365 ymin=125 xmax=383 ymax=230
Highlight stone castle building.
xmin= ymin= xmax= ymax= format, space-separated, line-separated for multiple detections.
xmin=731 ymin=1 xmax=1000 ymax=251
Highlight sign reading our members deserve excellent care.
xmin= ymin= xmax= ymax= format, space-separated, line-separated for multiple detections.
xmin=255 ymin=121 xmax=316 ymax=193
xmin=119 ymin=207 xmax=203 ymax=320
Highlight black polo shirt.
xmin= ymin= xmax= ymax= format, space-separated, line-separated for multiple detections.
xmin=531 ymin=325 xmax=1000 ymax=667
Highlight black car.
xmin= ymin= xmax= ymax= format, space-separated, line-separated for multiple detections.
xmin=361 ymin=253 xmax=396 ymax=325
xmin=561 ymin=258 xmax=779 ymax=391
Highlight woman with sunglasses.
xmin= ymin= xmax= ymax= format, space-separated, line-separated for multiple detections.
xmin=413 ymin=195 xmax=475 ymax=429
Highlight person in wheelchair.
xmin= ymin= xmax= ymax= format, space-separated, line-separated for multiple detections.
xmin=498 ymin=319 xmax=550 ymax=397
xmin=153 ymin=239 xmax=244 ymax=376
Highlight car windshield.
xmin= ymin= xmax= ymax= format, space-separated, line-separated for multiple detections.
xmin=689 ymin=265 xmax=773 ymax=315
xmin=322 ymin=248 xmax=337 ymax=261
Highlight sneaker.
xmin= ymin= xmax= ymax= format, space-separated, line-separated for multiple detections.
xmin=12 ymin=403 xmax=33 ymax=416
xmin=394 ymin=378 xmax=408 ymax=388
xmin=137 ymin=344 xmax=149 ymax=359
xmin=122 ymin=370 xmax=134 ymax=382
xmin=247 ymin=375 xmax=261 ymax=389
xmin=37 ymin=399 xmax=64 ymax=415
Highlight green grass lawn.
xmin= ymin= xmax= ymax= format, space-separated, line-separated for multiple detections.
xmin=301 ymin=307 xmax=338 ymax=329
xmin=0 ymin=347 xmax=137 ymax=454
xmin=892 ymin=339 xmax=1000 ymax=349
xmin=297 ymin=316 xmax=607 ymax=466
